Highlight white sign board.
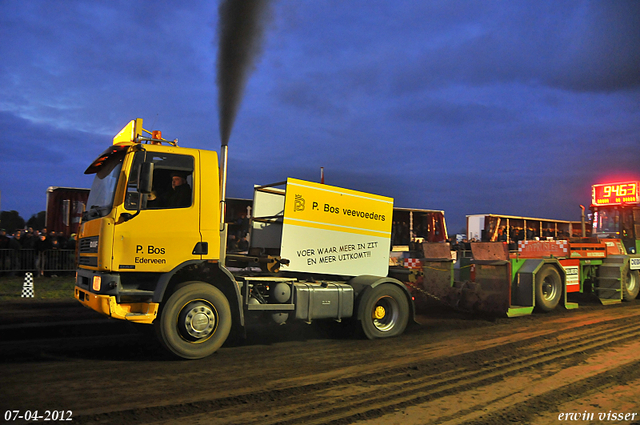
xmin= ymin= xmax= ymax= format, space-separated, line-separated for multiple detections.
xmin=280 ymin=178 xmax=393 ymax=277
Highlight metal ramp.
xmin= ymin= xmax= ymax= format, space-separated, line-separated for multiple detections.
xmin=596 ymin=256 xmax=624 ymax=304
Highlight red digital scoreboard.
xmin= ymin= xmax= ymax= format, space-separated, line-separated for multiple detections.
xmin=592 ymin=181 xmax=640 ymax=206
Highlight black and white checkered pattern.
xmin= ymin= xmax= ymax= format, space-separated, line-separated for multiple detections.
xmin=21 ymin=272 xmax=34 ymax=298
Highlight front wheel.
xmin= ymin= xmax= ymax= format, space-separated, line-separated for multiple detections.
xmin=155 ymin=282 xmax=232 ymax=360
xmin=535 ymin=266 xmax=562 ymax=312
xmin=360 ymin=284 xmax=410 ymax=339
xmin=622 ymin=267 xmax=640 ymax=301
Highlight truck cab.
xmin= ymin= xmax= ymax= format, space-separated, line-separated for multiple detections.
xmin=75 ymin=120 xmax=226 ymax=353
xmin=591 ymin=181 xmax=640 ymax=254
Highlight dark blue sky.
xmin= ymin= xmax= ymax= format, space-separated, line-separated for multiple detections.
xmin=1 ymin=0 xmax=639 ymax=233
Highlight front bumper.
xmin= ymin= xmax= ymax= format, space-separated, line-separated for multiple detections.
xmin=75 ymin=268 xmax=159 ymax=324
xmin=75 ymin=286 xmax=159 ymax=324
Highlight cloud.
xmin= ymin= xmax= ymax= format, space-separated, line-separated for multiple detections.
xmin=0 ymin=0 xmax=216 ymax=132
xmin=392 ymin=98 xmax=517 ymax=126
xmin=389 ymin=1 xmax=640 ymax=94
xmin=275 ymin=77 xmax=346 ymax=117
xmin=0 ymin=0 xmax=638 ymax=234
xmin=548 ymin=0 xmax=640 ymax=92
xmin=0 ymin=111 xmax=97 ymax=215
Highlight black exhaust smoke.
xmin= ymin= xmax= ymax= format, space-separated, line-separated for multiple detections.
xmin=216 ymin=0 xmax=270 ymax=146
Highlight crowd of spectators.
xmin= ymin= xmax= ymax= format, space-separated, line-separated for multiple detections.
xmin=0 ymin=227 xmax=76 ymax=250
xmin=0 ymin=228 xmax=77 ymax=275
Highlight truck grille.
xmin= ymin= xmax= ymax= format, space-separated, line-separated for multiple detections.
xmin=78 ymin=256 xmax=98 ymax=267
xmin=79 ymin=236 xmax=99 ymax=254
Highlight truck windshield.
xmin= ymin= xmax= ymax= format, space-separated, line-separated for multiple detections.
xmin=83 ymin=152 xmax=125 ymax=221
xmin=593 ymin=207 xmax=620 ymax=238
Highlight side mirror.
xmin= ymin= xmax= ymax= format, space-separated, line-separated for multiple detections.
xmin=138 ymin=162 xmax=154 ymax=194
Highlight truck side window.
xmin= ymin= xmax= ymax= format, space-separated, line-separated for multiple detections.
xmin=125 ymin=152 xmax=194 ymax=210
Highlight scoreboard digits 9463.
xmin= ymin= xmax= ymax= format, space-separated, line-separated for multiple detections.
xmin=592 ymin=181 xmax=639 ymax=206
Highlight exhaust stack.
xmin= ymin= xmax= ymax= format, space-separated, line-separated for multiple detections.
xmin=216 ymin=0 xmax=271 ymax=259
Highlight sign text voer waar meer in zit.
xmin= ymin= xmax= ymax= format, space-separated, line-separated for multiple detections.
xmin=280 ymin=178 xmax=393 ymax=277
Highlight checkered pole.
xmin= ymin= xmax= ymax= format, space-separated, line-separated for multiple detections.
xmin=21 ymin=272 xmax=34 ymax=298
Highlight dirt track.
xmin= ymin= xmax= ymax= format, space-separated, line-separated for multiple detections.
xmin=2 ymin=296 xmax=640 ymax=425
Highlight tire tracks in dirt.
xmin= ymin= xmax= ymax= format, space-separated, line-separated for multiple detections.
xmin=71 ymin=310 xmax=640 ymax=425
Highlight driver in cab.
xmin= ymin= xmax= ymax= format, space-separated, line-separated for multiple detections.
xmin=167 ymin=171 xmax=191 ymax=208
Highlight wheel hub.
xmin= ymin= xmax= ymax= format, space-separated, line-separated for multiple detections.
xmin=372 ymin=296 xmax=400 ymax=332
xmin=373 ymin=305 xmax=386 ymax=320
xmin=180 ymin=302 xmax=216 ymax=340
xmin=542 ymin=279 xmax=557 ymax=300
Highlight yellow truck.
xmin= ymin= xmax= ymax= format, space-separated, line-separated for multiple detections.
xmin=74 ymin=119 xmax=413 ymax=359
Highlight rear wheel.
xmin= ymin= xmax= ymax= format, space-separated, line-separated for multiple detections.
xmin=622 ymin=267 xmax=640 ymax=301
xmin=535 ymin=266 xmax=562 ymax=312
xmin=155 ymin=282 xmax=231 ymax=359
xmin=360 ymin=284 xmax=409 ymax=339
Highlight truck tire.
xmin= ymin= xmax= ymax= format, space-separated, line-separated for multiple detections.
xmin=155 ymin=282 xmax=231 ymax=360
xmin=622 ymin=267 xmax=640 ymax=301
xmin=360 ymin=284 xmax=409 ymax=339
xmin=535 ymin=266 xmax=562 ymax=312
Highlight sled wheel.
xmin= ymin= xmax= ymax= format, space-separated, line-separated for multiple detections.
xmin=622 ymin=267 xmax=640 ymax=301
xmin=535 ymin=266 xmax=562 ymax=312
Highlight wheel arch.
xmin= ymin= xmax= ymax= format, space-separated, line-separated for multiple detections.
xmin=154 ymin=261 xmax=244 ymax=329
xmin=538 ymin=259 xmax=567 ymax=285
xmin=515 ymin=258 xmax=566 ymax=310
